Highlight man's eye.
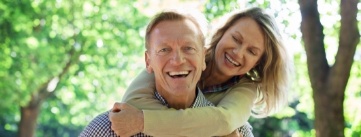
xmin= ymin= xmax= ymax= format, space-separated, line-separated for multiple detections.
xmin=184 ymin=47 xmax=196 ymax=53
xmin=159 ymin=48 xmax=170 ymax=52
xmin=185 ymin=47 xmax=195 ymax=50
xmin=157 ymin=48 xmax=170 ymax=55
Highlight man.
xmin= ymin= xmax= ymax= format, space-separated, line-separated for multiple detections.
xmin=80 ymin=10 xmax=252 ymax=137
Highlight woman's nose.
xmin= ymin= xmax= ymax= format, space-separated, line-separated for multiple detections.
xmin=233 ymin=46 xmax=245 ymax=59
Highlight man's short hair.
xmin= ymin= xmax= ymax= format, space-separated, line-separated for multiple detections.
xmin=145 ymin=9 xmax=208 ymax=49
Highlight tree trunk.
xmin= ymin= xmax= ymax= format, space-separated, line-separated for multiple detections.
xmin=18 ymin=104 xmax=41 ymax=137
xmin=17 ymin=45 xmax=76 ymax=136
xmin=17 ymin=80 xmax=51 ymax=137
xmin=298 ymin=0 xmax=360 ymax=137
xmin=17 ymin=79 xmax=59 ymax=137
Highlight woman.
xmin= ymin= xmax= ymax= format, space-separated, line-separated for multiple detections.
xmin=110 ymin=7 xmax=293 ymax=136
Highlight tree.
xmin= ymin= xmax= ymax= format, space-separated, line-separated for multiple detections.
xmin=298 ymin=0 xmax=360 ymax=136
xmin=1 ymin=0 xmax=360 ymax=136
xmin=0 ymin=0 xmax=147 ymax=136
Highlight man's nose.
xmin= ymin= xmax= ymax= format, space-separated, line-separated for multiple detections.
xmin=170 ymin=49 xmax=186 ymax=65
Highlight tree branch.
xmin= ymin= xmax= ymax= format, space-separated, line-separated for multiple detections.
xmin=33 ymin=0 xmax=83 ymax=104
xmin=329 ymin=0 xmax=360 ymax=94
xmin=27 ymin=45 xmax=80 ymax=108
xmin=298 ymin=0 xmax=329 ymax=91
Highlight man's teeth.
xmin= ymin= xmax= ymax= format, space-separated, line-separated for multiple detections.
xmin=225 ymin=54 xmax=240 ymax=67
xmin=169 ymin=71 xmax=189 ymax=76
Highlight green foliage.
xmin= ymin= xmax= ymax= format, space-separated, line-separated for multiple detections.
xmin=0 ymin=0 xmax=148 ymax=136
xmin=344 ymin=48 xmax=361 ymax=136
xmin=248 ymin=100 xmax=314 ymax=137
xmin=204 ymin=0 xmax=239 ymax=20
xmin=204 ymin=0 xmax=271 ymax=20
xmin=0 ymin=0 xmax=360 ymax=136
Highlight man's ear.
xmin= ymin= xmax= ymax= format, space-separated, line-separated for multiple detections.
xmin=145 ymin=51 xmax=153 ymax=73
xmin=202 ymin=47 xmax=206 ymax=71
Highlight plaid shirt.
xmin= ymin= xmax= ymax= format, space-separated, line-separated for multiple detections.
xmin=79 ymin=88 xmax=253 ymax=137
xmin=202 ymin=76 xmax=242 ymax=93
xmin=154 ymin=88 xmax=214 ymax=108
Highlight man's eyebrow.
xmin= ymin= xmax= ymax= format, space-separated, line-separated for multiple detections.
xmin=183 ymin=41 xmax=197 ymax=45
xmin=184 ymin=41 xmax=203 ymax=49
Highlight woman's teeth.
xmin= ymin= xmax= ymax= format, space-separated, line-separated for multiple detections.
xmin=225 ymin=54 xmax=241 ymax=67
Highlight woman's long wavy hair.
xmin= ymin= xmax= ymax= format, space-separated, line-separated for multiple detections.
xmin=204 ymin=7 xmax=293 ymax=117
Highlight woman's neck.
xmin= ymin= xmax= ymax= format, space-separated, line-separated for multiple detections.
xmin=200 ymin=65 xmax=232 ymax=89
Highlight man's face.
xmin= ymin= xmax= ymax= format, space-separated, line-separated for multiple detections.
xmin=145 ymin=19 xmax=205 ymax=99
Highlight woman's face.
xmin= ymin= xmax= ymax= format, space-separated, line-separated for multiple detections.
xmin=214 ymin=17 xmax=265 ymax=77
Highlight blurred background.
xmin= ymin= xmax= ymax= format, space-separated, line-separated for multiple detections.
xmin=0 ymin=0 xmax=360 ymax=137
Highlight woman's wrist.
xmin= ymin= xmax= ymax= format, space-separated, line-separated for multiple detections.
xmin=139 ymin=110 xmax=144 ymax=132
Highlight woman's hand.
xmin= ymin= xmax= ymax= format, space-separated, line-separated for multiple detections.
xmin=109 ymin=102 xmax=144 ymax=136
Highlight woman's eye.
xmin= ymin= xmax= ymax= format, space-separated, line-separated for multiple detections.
xmin=232 ymin=35 xmax=242 ymax=44
xmin=249 ymin=50 xmax=256 ymax=55
xmin=232 ymin=35 xmax=237 ymax=41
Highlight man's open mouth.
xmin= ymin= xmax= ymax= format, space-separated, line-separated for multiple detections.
xmin=168 ymin=71 xmax=190 ymax=78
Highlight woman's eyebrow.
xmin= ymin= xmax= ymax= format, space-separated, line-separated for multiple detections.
xmin=235 ymin=31 xmax=244 ymax=40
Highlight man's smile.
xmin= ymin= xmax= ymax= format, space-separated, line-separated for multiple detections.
xmin=167 ymin=71 xmax=190 ymax=78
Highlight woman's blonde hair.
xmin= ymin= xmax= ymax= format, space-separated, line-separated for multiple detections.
xmin=205 ymin=7 xmax=293 ymax=117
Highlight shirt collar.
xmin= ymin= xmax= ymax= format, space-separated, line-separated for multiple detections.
xmin=154 ymin=87 xmax=214 ymax=108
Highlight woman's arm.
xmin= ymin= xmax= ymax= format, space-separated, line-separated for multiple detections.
xmin=142 ymin=81 xmax=257 ymax=136
xmin=119 ymin=69 xmax=257 ymax=136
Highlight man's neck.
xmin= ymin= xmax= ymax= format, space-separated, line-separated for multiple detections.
xmin=157 ymin=89 xmax=197 ymax=109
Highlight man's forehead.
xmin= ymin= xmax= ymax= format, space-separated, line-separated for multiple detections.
xmin=153 ymin=37 xmax=199 ymax=47
xmin=149 ymin=20 xmax=202 ymax=45
xmin=153 ymin=20 xmax=200 ymax=34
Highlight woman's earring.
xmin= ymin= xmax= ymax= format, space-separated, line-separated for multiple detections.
xmin=246 ymin=68 xmax=261 ymax=82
